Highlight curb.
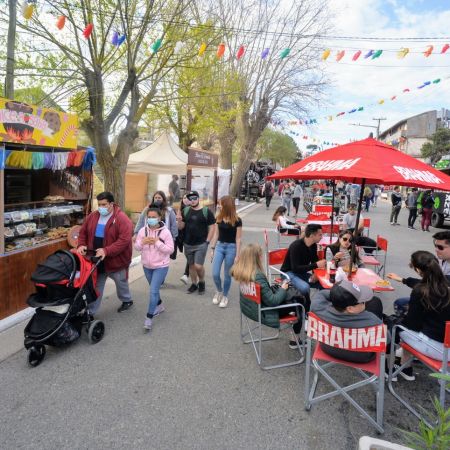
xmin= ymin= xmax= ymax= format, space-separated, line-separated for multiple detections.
xmin=0 ymin=202 xmax=258 ymax=334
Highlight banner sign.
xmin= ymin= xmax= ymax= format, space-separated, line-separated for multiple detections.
xmin=0 ymin=98 xmax=78 ymax=149
xmin=307 ymin=313 xmax=386 ymax=352
xmin=239 ymin=282 xmax=262 ymax=304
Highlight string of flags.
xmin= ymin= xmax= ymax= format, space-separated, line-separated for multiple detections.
xmin=269 ymin=75 xmax=447 ymax=127
xmin=21 ymin=3 xmax=449 ymax=63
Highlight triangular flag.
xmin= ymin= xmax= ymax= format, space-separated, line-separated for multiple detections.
xmin=236 ymin=45 xmax=245 ymax=60
xmin=56 ymin=16 xmax=66 ymax=30
xmin=441 ymin=44 xmax=449 ymax=54
xmin=352 ymin=50 xmax=361 ymax=61
xmin=336 ymin=50 xmax=345 ymax=61
xmin=216 ymin=43 xmax=225 ymax=58
xmin=83 ymin=24 xmax=94 ymax=39
xmin=198 ymin=42 xmax=207 ymax=56
xmin=397 ymin=48 xmax=409 ymax=59
xmin=280 ymin=48 xmax=290 ymax=59
xmin=321 ymin=49 xmax=331 ymax=60
xmin=424 ymin=45 xmax=433 ymax=57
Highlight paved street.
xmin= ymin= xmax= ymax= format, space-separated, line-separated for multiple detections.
xmin=0 ymin=197 xmax=444 ymax=449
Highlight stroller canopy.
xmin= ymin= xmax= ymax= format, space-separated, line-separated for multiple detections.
xmin=31 ymin=250 xmax=77 ymax=284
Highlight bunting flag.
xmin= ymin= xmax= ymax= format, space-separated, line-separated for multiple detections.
xmin=280 ymin=48 xmax=290 ymax=59
xmin=352 ymin=50 xmax=361 ymax=61
xmin=150 ymin=38 xmax=162 ymax=53
xmin=261 ymin=48 xmax=270 ymax=59
xmin=198 ymin=42 xmax=207 ymax=56
xmin=322 ymin=49 xmax=331 ymax=60
xmin=83 ymin=24 xmax=94 ymax=39
xmin=216 ymin=43 xmax=225 ymax=58
xmin=56 ymin=16 xmax=66 ymax=30
xmin=236 ymin=45 xmax=245 ymax=60
xmin=22 ymin=2 xmax=34 ymax=20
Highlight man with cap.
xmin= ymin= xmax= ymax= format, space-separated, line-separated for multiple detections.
xmin=310 ymin=280 xmax=384 ymax=363
xmin=177 ymin=191 xmax=216 ymax=294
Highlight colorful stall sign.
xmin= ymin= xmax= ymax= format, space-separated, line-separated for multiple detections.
xmin=0 ymin=98 xmax=78 ymax=149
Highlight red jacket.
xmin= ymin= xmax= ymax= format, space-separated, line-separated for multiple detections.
xmin=78 ymin=204 xmax=133 ymax=273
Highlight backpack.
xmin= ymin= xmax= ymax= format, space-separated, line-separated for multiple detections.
xmin=183 ymin=206 xmax=209 ymax=221
xmin=265 ymin=181 xmax=274 ymax=195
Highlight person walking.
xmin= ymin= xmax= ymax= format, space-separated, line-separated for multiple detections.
xmin=390 ymin=186 xmax=403 ymax=225
xmin=372 ymin=185 xmax=381 ymax=207
xmin=178 ymin=194 xmax=191 ymax=285
xmin=420 ymin=189 xmax=435 ymax=232
xmin=177 ymin=191 xmax=216 ymax=294
xmin=292 ymin=181 xmax=303 ymax=216
xmin=281 ymin=181 xmax=293 ymax=216
xmin=262 ymin=178 xmax=275 ymax=209
xmin=77 ymin=191 xmax=133 ymax=315
xmin=134 ymin=207 xmax=174 ymax=330
xmin=363 ymin=186 xmax=372 ymax=212
xmin=406 ymin=188 xmax=419 ymax=229
xmin=210 ymin=196 xmax=242 ymax=308
xmin=168 ymin=175 xmax=181 ymax=205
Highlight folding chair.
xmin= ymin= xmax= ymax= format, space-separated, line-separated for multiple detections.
xmin=266 ymin=248 xmax=288 ymax=283
xmin=361 ymin=235 xmax=388 ymax=278
xmin=363 ymin=218 xmax=371 ymax=237
xmin=388 ymin=322 xmax=450 ymax=426
xmin=305 ymin=313 xmax=387 ymax=433
xmin=313 ymin=205 xmax=333 ymax=217
xmin=239 ymin=281 xmax=306 ymax=370
xmin=276 ymin=228 xmax=299 ymax=248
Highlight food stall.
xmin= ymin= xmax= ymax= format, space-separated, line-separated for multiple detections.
xmin=186 ymin=147 xmax=218 ymax=210
xmin=0 ymin=99 xmax=94 ymax=320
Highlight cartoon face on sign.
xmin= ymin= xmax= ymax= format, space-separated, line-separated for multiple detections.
xmin=43 ymin=111 xmax=62 ymax=135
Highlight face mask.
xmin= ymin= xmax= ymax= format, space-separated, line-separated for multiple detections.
xmin=153 ymin=200 xmax=163 ymax=206
xmin=98 ymin=206 xmax=109 ymax=216
xmin=147 ymin=218 xmax=159 ymax=227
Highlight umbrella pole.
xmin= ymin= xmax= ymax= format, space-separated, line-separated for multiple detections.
xmin=349 ymin=179 xmax=366 ymax=277
xmin=330 ymin=181 xmax=335 ymax=244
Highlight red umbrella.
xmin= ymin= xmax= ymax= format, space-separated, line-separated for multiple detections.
xmin=268 ymin=137 xmax=450 ymax=274
xmin=269 ymin=137 xmax=450 ymax=190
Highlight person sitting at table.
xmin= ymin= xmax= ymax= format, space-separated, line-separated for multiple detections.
xmin=310 ymin=280 xmax=384 ymax=363
xmin=325 ymin=230 xmax=365 ymax=268
xmin=280 ymin=224 xmax=326 ymax=302
xmin=272 ymin=206 xmax=301 ymax=236
xmin=341 ymin=203 xmax=364 ymax=233
xmin=390 ymin=251 xmax=450 ymax=381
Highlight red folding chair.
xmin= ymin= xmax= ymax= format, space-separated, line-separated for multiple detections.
xmin=305 ymin=313 xmax=387 ymax=433
xmin=266 ymin=248 xmax=288 ymax=283
xmin=239 ymin=281 xmax=306 ymax=370
xmin=313 ymin=205 xmax=333 ymax=217
xmin=363 ymin=218 xmax=371 ymax=237
xmin=388 ymin=322 xmax=450 ymax=426
xmin=361 ymin=235 xmax=388 ymax=278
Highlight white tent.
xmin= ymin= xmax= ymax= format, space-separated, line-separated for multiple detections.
xmin=126 ymin=132 xmax=187 ymax=174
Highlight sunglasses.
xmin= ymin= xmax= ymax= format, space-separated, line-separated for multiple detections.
xmin=341 ymin=236 xmax=353 ymax=242
xmin=189 ymin=196 xmax=199 ymax=200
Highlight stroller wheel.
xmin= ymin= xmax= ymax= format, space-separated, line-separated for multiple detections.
xmin=27 ymin=345 xmax=46 ymax=367
xmin=88 ymin=320 xmax=105 ymax=344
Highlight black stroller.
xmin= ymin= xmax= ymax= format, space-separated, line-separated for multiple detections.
xmin=24 ymin=249 xmax=105 ymax=367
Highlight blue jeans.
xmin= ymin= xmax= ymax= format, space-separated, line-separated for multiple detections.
xmin=394 ymin=297 xmax=410 ymax=315
xmin=286 ymin=271 xmax=321 ymax=298
xmin=212 ymin=242 xmax=236 ymax=297
xmin=143 ymin=266 xmax=169 ymax=317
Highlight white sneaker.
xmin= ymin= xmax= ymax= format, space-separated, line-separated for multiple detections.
xmin=212 ymin=292 xmax=222 ymax=305
xmin=219 ymin=296 xmax=229 ymax=308
xmin=180 ymin=274 xmax=189 ymax=285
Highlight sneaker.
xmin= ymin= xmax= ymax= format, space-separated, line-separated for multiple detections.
xmin=212 ymin=292 xmax=222 ymax=305
xmin=154 ymin=304 xmax=165 ymax=316
xmin=385 ymin=361 xmax=398 ymax=382
xmin=187 ymin=283 xmax=198 ymax=294
xmin=180 ymin=274 xmax=189 ymax=285
xmin=219 ymin=295 xmax=228 ymax=308
xmin=390 ymin=222 xmax=395 ymax=225
xmin=397 ymin=365 xmax=416 ymax=381
xmin=117 ymin=301 xmax=133 ymax=313
xmin=198 ymin=281 xmax=206 ymax=295
xmin=143 ymin=317 xmax=152 ymax=330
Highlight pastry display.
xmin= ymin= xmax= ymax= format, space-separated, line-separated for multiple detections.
xmin=375 ymin=279 xmax=391 ymax=287
xmin=44 ymin=195 xmax=65 ymax=203
xmin=342 ymin=265 xmax=358 ymax=273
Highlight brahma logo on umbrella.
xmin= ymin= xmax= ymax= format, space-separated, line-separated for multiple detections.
xmin=297 ymin=158 xmax=361 ymax=173
xmin=393 ymin=166 xmax=443 ymax=184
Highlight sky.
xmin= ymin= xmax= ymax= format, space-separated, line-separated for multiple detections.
xmin=288 ymin=0 xmax=450 ymax=154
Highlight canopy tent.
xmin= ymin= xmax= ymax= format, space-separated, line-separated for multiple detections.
xmin=126 ymin=132 xmax=187 ymax=174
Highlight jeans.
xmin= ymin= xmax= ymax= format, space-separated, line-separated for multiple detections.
xmin=408 ymin=208 xmax=418 ymax=227
xmin=292 ymin=197 xmax=300 ymax=215
xmin=143 ymin=266 xmax=169 ymax=317
xmin=89 ymin=269 xmax=132 ymax=314
xmin=286 ymin=271 xmax=321 ymax=299
xmin=390 ymin=204 xmax=401 ymax=223
xmin=421 ymin=207 xmax=432 ymax=231
xmin=212 ymin=242 xmax=236 ymax=297
xmin=282 ymin=197 xmax=291 ymax=215
xmin=265 ymin=195 xmax=273 ymax=208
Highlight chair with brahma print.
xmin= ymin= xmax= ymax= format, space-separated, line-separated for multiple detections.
xmin=239 ymin=280 xmax=306 ymax=370
xmin=304 ymin=313 xmax=387 ymax=433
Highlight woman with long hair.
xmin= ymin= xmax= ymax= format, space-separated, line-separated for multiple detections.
xmin=210 ymin=196 xmax=242 ymax=308
xmin=134 ymin=191 xmax=178 ymax=241
xmin=391 ymin=251 xmax=450 ymax=380
xmin=272 ymin=206 xmax=301 ymax=236
xmin=420 ymin=189 xmax=434 ymax=232
xmin=325 ymin=230 xmax=364 ymax=268
xmin=231 ymin=244 xmax=302 ymax=344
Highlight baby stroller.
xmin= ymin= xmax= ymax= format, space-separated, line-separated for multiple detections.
xmin=24 ymin=249 xmax=105 ymax=367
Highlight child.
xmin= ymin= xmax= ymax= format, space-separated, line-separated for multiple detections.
xmin=134 ymin=207 xmax=174 ymax=330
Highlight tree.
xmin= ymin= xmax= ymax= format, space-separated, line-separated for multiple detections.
xmin=214 ymin=0 xmax=329 ymax=196
xmin=8 ymin=0 xmax=198 ymax=206
xmin=256 ymin=128 xmax=299 ymax=167
xmin=421 ymin=128 xmax=450 ymax=164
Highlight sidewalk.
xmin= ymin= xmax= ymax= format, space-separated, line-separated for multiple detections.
xmin=0 ymin=198 xmax=436 ymax=449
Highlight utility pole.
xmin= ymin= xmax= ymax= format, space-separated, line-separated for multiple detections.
xmin=349 ymin=117 xmax=387 ymax=139
xmin=5 ymin=0 xmax=17 ymax=98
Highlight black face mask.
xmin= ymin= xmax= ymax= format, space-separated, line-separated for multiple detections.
xmin=153 ymin=199 xmax=163 ymax=206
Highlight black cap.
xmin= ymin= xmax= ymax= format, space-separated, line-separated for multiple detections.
xmin=186 ymin=191 xmax=200 ymax=199
xmin=329 ymin=280 xmax=373 ymax=309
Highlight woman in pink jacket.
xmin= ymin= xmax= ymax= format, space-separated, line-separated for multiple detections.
xmin=134 ymin=207 xmax=174 ymax=330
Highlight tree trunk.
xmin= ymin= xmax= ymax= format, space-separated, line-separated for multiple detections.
xmin=218 ymin=127 xmax=236 ymax=170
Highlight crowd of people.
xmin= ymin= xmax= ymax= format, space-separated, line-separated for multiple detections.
xmin=76 ymin=180 xmax=450 ymax=381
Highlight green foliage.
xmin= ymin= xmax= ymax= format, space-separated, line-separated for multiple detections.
xmin=256 ymin=128 xmax=300 ymax=167
xmin=421 ymin=128 xmax=450 ymax=164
